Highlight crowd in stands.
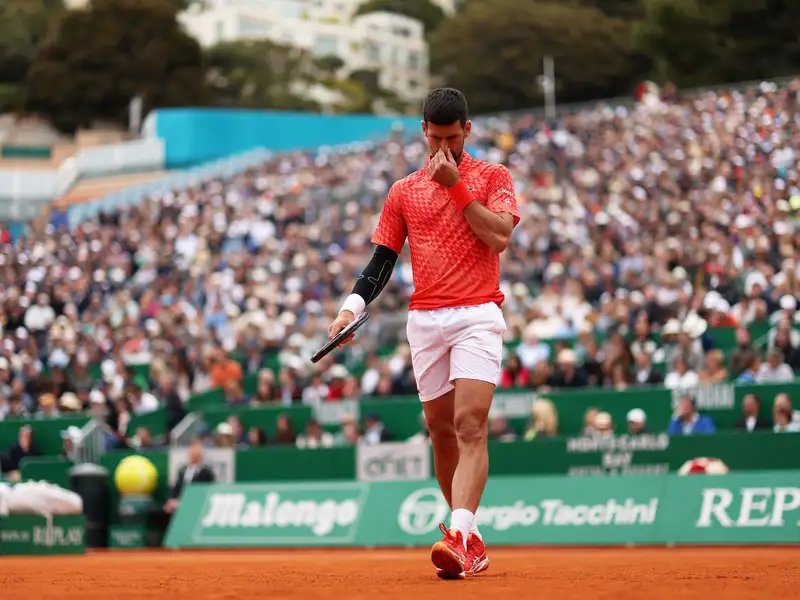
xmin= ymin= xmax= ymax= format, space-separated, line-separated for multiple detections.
xmin=2 ymin=78 xmax=800 ymax=453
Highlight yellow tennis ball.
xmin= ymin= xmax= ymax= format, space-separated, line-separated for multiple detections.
xmin=114 ymin=455 xmax=158 ymax=496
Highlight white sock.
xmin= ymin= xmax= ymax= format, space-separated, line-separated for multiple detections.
xmin=450 ymin=508 xmax=473 ymax=550
xmin=470 ymin=518 xmax=482 ymax=540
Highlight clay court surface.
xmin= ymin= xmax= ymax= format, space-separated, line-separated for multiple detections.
xmin=3 ymin=547 xmax=798 ymax=600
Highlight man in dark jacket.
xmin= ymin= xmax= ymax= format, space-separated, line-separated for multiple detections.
xmin=735 ymin=394 xmax=772 ymax=432
xmin=163 ymin=439 xmax=215 ymax=515
xmin=0 ymin=426 xmax=38 ymax=478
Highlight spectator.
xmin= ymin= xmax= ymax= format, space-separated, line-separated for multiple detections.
xmin=667 ymin=396 xmax=717 ymax=436
xmin=756 ymin=350 xmax=794 ymax=383
xmin=592 ymin=412 xmax=614 ymax=438
xmin=633 ymin=351 xmax=663 ymax=386
xmin=226 ymin=415 xmax=247 ymax=447
xmin=582 ymin=408 xmax=599 ymax=436
xmin=664 ymin=355 xmax=700 ymax=390
xmin=335 ymin=415 xmax=361 ymax=446
xmin=296 ymin=418 xmax=334 ymax=449
xmin=326 ymin=365 xmax=350 ymax=401
xmin=626 ymin=408 xmax=649 ymax=435
xmin=736 ymin=394 xmax=771 ymax=432
xmin=251 ymin=369 xmax=279 ymax=406
xmin=489 ymin=415 xmax=517 ymax=442
xmin=549 ymin=349 xmax=588 ymax=388
xmin=515 ymin=331 xmax=550 ymax=371
xmin=164 ymin=439 xmax=215 ymax=516
xmin=523 ymin=398 xmax=558 ymax=440
xmin=247 ymin=426 xmax=268 ymax=446
xmin=301 ymin=373 xmax=329 ymax=404
xmin=35 ymin=393 xmax=60 ymax=419
xmin=499 ymin=354 xmax=529 ymax=389
xmin=60 ymin=425 xmax=82 ymax=461
xmin=273 ymin=414 xmax=297 ymax=445
xmin=736 ymin=354 xmax=761 ymax=384
xmin=214 ymin=422 xmax=237 ymax=448
xmin=0 ymin=426 xmax=38 ymax=479
xmin=699 ymin=350 xmax=728 ymax=384
xmin=362 ymin=414 xmax=392 ymax=445
xmin=772 ymin=394 xmax=800 ymax=433
xmin=224 ymin=380 xmax=250 ymax=406
xmin=768 ymin=318 xmax=800 ymax=370
xmin=209 ymin=349 xmax=243 ymax=390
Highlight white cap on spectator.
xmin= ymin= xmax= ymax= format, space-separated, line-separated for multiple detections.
xmin=662 ymin=319 xmax=681 ymax=336
xmin=0 ymin=357 xmax=8 ymax=370
xmin=780 ymin=295 xmax=797 ymax=311
xmin=216 ymin=422 xmax=234 ymax=436
xmin=90 ymin=390 xmax=106 ymax=405
xmin=627 ymin=408 xmax=647 ymax=424
xmin=59 ymin=392 xmax=82 ymax=411
xmin=329 ymin=364 xmax=349 ymax=379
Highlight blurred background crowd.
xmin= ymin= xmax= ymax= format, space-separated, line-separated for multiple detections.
xmin=2 ymin=79 xmax=800 ymax=454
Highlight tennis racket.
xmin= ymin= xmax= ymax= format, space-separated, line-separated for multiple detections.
xmin=311 ymin=312 xmax=371 ymax=364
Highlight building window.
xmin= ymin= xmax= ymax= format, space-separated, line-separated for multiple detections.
xmin=392 ymin=26 xmax=411 ymax=38
xmin=215 ymin=20 xmax=225 ymax=42
xmin=365 ymin=41 xmax=380 ymax=62
xmin=238 ymin=17 xmax=270 ymax=38
xmin=314 ymin=34 xmax=339 ymax=55
xmin=408 ymin=51 xmax=420 ymax=71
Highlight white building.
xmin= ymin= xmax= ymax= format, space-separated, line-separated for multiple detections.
xmin=180 ymin=0 xmax=430 ymax=102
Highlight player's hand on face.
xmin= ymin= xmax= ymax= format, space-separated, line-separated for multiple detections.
xmin=329 ymin=310 xmax=356 ymax=345
xmin=429 ymin=145 xmax=460 ymax=188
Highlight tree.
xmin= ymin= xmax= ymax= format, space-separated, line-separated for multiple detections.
xmin=205 ymin=39 xmax=321 ymax=111
xmin=637 ymin=0 xmax=800 ymax=87
xmin=354 ymin=0 xmax=446 ymax=35
xmin=25 ymin=0 xmax=207 ymax=133
xmin=430 ymin=0 xmax=647 ymax=114
xmin=0 ymin=0 xmax=66 ymax=111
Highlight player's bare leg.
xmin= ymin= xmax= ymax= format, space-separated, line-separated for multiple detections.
xmin=431 ymin=377 xmax=493 ymax=578
xmin=422 ymin=389 xmax=458 ymax=509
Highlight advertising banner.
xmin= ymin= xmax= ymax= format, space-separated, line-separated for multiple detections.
xmin=163 ymin=471 xmax=800 ymax=548
xmin=356 ymin=442 xmax=430 ymax=482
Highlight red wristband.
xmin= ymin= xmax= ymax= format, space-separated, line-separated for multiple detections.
xmin=449 ymin=180 xmax=474 ymax=212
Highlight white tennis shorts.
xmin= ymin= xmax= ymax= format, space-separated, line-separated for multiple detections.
xmin=406 ymin=302 xmax=507 ymax=402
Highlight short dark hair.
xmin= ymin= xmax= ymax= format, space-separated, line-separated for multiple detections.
xmin=423 ymin=88 xmax=468 ymax=126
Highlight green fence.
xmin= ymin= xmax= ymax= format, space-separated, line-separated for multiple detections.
xmin=195 ymin=381 xmax=797 ymax=440
xmin=163 ymin=470 xmax=800 ymax=548
xmin=0 ymin=416 xmax=89 ymax=456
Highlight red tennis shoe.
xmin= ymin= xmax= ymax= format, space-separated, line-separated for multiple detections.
xmin=431 ymin=523 xmax=467 ymax=580
xmin=465 ymin=533 xmax=489 ymax=575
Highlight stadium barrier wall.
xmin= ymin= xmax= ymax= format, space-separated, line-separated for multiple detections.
xmin=148 ymin=108 xmax=420 ymax=168
xmin=190 ymin=380 xmax=798 ymax=440
xmin=0 ymin=515 xmax=86 ymax=555
xmin=163 ymin=471 xmax=800 ymax=548
xmin=0 ymin=137 xmax=165 ymax=213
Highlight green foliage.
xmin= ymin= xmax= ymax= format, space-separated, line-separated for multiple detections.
xmin=25 ymin=0 xmax=207 ymax=133
xmin=206 ymin=39 xmax=321 ymax=111
xmin=430 ymin=0 xmax=647 ymax=113
xmin=638 ymin=0 xmax=800 ymax=87
xmin=354 ymin=0 xmax=446 ymax=34
xmin=0 ymin=0 xmax=66 ymax=110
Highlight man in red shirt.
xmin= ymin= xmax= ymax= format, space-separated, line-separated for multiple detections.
xmin=328 ymin=88 xmax=519 ymax=579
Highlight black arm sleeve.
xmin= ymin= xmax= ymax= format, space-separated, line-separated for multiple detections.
xmin=352 ymin=244 xmax=399 ymax=306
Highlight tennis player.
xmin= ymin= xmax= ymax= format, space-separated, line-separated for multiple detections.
xmin=328 ymin=87 xmax=518 ymax=579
